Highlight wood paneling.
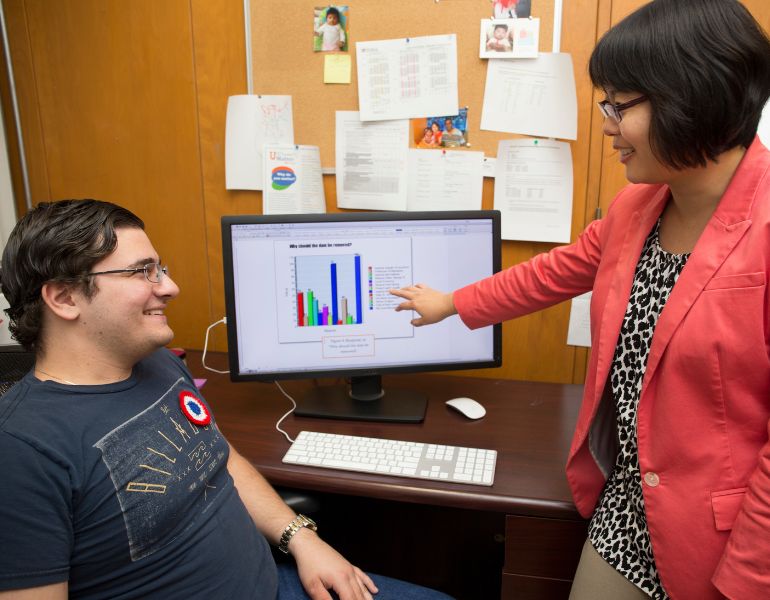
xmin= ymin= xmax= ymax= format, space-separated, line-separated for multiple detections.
xmin=1 ymin=0 xmax=50 ymax=213
xmin=3 ymin=0 xmax=211 ymax=349
xmin=189 ymin=0 xmax=251 ymax=352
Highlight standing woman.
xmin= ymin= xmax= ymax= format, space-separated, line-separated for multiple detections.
xmin=390 ymin=1 xmax=770 ymax=598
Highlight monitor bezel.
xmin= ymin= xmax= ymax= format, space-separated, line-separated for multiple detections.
xmin=221 ymin=210 xmax=502 ymax=383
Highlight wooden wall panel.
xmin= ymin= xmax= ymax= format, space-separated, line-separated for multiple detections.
xmin=190 ymin=0 xmax=250 ymax=353
xmin=2 ymin=0 xmax=50 ymax=212
xmin=3 ymin=0 xmax=211 ymax=349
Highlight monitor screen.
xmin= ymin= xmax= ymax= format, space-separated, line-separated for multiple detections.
xmin=221 ymin=210 xmax=501 ymax=422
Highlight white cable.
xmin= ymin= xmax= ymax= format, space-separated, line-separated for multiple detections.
xmin=274 ymin=381 xmax=297 ymax=444
xmin=202 ymin=318 xmax=230 ymax=374
xmin=200 ymin=317 xmax=295 ymax=442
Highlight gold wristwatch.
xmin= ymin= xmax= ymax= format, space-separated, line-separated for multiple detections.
xmin=278 ymin=514 xmax=317 ymax=554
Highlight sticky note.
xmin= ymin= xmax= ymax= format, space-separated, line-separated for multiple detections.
xmin=324 ymin=54 xmax=351 ymax=84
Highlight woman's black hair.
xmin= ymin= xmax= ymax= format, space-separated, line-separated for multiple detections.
xmin=589 ymin=0 xmax=770 ymax=169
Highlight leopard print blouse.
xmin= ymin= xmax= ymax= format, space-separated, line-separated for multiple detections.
xmin=588 ymin=219 xmax=689 ymax=599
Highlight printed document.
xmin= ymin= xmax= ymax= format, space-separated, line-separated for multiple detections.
xmin=225 ymin=95 xmax=294 ymax=190
xmin=759 ymin=99 xmax=770 ymax=147
xmin=263 ymin=145 xmax=326 ymax=215
xmin=406 ymin=150 xmax=483 ymax=211
xmin=356 ymin=35 xmax=459 ymax=121
xmin=494 ymin=138 xmax=573 ymax=243
xmin=335 ymin=111 xmax=409 ymax=210
xmin=481 ymin=53 xmax=577 ymax=140
xmin=567 ymin=292 xmax=592 ymax=347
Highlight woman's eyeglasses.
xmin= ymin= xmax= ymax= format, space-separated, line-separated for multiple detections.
xmin=596 ymin=95 xmax=648 ymax=122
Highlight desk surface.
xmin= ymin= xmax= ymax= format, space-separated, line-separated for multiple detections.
xmin=191 ymin=352 xmax=583 ymax=520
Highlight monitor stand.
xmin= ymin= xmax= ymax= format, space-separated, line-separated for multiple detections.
xmin=294 ymin=375 xmax=427 ymax=423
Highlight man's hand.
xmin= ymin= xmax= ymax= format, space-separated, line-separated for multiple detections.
xmin=389 ymin=284 xmax=457 ymax=326
xmin=290 ymin=528 xmax=378 ymax=600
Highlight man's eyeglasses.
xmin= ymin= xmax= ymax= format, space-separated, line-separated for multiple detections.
xmin=596 ymin=95 xmax=648 ymax=122
xmin=86 ymin=263 xmax=169 ymax=284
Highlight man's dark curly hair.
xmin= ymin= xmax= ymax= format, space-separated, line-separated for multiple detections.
xmin=1 ymin=199 xmax=144 ymax=351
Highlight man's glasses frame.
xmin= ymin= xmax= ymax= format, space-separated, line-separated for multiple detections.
xmin=86 ymin=262 xmax=169 ymax=284
xmin=596 ymin=95 xmax=648 ymax=122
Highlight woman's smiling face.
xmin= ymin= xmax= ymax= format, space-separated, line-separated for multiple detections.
xmin=602 ymin=90 xmax=674 ymax=185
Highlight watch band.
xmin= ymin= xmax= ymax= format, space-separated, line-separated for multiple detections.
xmin=278 ymin=514 xmax=317 ymax=554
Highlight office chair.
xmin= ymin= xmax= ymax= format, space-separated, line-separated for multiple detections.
xmin=0 ymin=344 xmax=35 ymax=396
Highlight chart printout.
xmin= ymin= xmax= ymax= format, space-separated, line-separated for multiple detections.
xmin=356 ymin=35 xmax=459 ymax=122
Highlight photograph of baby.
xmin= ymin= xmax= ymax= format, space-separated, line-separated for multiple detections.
xmin=313 ymin=5 xmax=349 ymax=52
xmin=411 ymin=109 xmax=469 ymax=149
xmin=485 ymin=21 xmax=514 ymax=54
xmin=479 ymin=18 xmax=539 ymax=59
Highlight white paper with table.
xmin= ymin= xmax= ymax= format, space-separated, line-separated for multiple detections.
xmin=494 ymin=139 xmax=573 ymax=243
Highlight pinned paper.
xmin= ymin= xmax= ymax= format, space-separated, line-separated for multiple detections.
xmin=406 ymin=149 xmax=483 ymax=211
xmin=494 ymin=138 xmax=573 ymax=243
xmin=759 ymin=99 xmax=770 ymax=147
xmin=263 ymin=145 xmax=326 ymax=214
xmin=324 ymin=54 xmax=352 ymax=84
xmin=482 ymin=156 xmax=497 ymax=178
xmin=335 ymin=111 xmax=409 ymax=210
xmin=481 ymin=53 xmax=577 ymax=140
xmin=567 ymin=292 xmax=592 ymax=347
xmin=225 ymin=95 xmax=294 ymax=190
xmin=356 ymin=35 xmax=458 ymax=121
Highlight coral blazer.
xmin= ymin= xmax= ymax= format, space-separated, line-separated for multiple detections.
xmin=454 ymin=138 xmax=770 ymax=599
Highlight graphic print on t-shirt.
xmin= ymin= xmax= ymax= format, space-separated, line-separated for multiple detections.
xmin=94 ymin=377 xmax=228 ymax=561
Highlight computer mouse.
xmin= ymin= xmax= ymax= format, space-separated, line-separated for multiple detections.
xmin=445 ymin=397 xmax=486 ymax=420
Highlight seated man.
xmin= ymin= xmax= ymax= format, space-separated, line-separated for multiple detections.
xmin=0 ymin=199 xmax=453 ymax=600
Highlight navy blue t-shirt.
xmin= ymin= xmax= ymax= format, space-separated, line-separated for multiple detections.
xmin=0 ymin=349 xmax=277 ymax=599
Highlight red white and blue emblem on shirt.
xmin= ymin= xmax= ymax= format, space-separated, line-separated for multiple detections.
xmin=178 ymin=390 xmax=211 ymax=426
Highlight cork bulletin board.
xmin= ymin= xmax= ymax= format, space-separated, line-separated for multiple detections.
xmin=247 ymin=0 xmax=600 ymax=385
xmin=249 ymin=0 xmax=558 ymax=168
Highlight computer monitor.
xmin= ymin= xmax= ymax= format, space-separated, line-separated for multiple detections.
xmin=221 ymin=210 xmax=502 ymax=423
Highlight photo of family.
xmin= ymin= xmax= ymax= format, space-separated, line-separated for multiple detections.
xmin=412 ymin=109 xmax=469 ymax=149
xmin=313 ymin=5 xmax=349 ymax=52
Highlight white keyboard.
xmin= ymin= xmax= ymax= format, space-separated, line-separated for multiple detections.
xmin=282 ymin=431 xmax=497 ymax=486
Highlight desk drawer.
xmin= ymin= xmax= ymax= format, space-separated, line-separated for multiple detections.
xmin=504 ymin=515 xmax=586 ymax=580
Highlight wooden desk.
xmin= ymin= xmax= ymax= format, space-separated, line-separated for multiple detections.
xmin=190 ymin=353 xmax=587 ymax=599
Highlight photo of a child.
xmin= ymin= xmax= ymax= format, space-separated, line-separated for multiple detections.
xmin=486 ymin=23 xmax=512 ymax=53
xmin=417 ymin=127 xmax=437 ymax=149
xmin=480 ymin=18 xmax=538 ymax=59
xmin=313 ymin=6 xmax=348 ymax=52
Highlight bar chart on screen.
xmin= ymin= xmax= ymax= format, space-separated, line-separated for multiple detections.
xmin=274 ymin=238 xmax=415 ymax=346
xmin=294 ymin=254 xmax=363 ymax=327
